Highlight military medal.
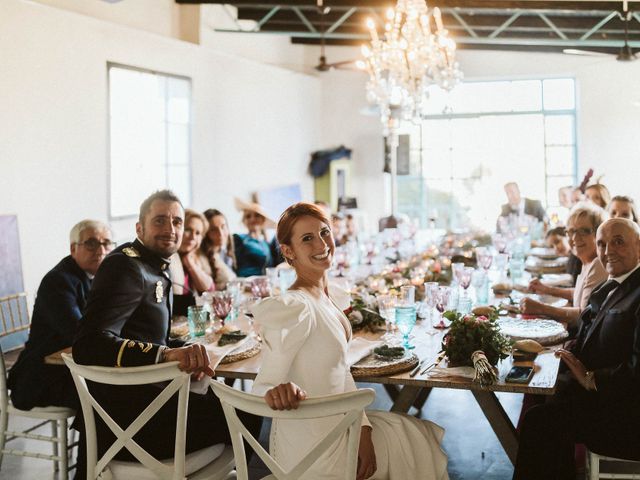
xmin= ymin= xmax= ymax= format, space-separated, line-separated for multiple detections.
xmin=155 ymin=281 xmax=163 ymax=303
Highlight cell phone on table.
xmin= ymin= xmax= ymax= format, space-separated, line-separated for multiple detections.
xmin=505 ymin=366 xmax=534 ymax=384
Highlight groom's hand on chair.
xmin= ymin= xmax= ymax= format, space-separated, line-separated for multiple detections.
xmin=163 ymin=344 xmax=215 ymax=380
xmin=357 ymin=426 xmax=377 ymax=480
xmin=265 ymin=383 xmax=307 ymax=410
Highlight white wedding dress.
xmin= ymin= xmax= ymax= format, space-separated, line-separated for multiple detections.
xmin=252 ymin=286 xmax=449 ymax=480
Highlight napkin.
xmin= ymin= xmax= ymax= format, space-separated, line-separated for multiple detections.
xmin=427 ymin=366 xmax=475 ymax=379
xmin=190 ymin=337 xmax=250 ymax=394
xmin=347 ymin=337 xmax=384 ymax=366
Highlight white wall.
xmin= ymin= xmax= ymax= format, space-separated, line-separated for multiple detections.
xmin=0 ymin=0 xmax=321 ymax=297
xmin=317 ymin=46 xmax=640 ymax=223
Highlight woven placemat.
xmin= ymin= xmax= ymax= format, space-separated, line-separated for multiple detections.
xmin=220 ymin=337 xmax=261 ymax=364
xmin=351 ymin=352 xmax=418 ymax=377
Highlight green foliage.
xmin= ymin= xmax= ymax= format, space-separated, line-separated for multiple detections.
xmin=442 ymin=310 xmax=511 ymax=367
xmin=347 ymin=295 xmax=386 ymax=332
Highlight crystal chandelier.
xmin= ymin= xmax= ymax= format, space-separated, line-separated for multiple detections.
xmin=358 ymin=0 xmax=462 ymax=135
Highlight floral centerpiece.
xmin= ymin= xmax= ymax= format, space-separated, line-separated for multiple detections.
xmin=441 ymin=309 xmax=511 ymax=385
xmin=344 ymin=291 xmax=386 ymax=332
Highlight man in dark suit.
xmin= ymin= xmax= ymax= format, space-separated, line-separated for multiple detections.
xmin=500 ymin=182 xmax=547 ymax=223
xmin=513 ymin=218 xmax=640 ymax=479
xmin=8 ymin=220 xmax=114 ymax=410
xmin=73 ymin=190 xmax=261 ymax=469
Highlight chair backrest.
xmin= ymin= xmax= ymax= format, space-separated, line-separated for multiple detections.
xmin=62 ymin=354 xmax=191 ymax=480
xmin=0 ymin=293 xmax=30 ymax=349
xmin=0 ymin=292 xmax=30 ymax=409
xmin=210 ymin=380 xmax=375 ymax=480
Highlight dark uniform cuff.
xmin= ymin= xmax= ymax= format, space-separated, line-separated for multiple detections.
xmin=116 ymin=339 xmax=161 ymax=367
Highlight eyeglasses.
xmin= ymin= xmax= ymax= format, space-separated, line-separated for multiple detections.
xmin=566 ymin=227 xmax=593 ymax=238
xmin=77 ymin=239 xmax=116 ymax=251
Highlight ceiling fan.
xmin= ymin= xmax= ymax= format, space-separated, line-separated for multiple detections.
xmin=313 ymin=0 xmax=358 ymax=72
xmin=563 ymin=8 xmax=637 ymax=61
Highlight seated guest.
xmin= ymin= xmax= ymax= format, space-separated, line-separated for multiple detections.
xmin=514 ymin=218 xmax=640 ymax=479
xmin=545 ymin=226 xmax=582 ymax=283
xmin=8 ymin=220 xmax=113 ymax=410
xmin=202 ymin=208 xmax=237 ymax=290
xmin=170 ymin=209 xmax=214 ymax=295
xmin=252 ymin=203 xmax=449 ymax=479
xmin=331 ymin=212 xmax=347 ymax=246
xmin=522 ymin=203 xmax=608 ymax=328
xmin=233 ymin=198 xmax=276 ymax=277
xmin=608 ymin=195 xmax=638 ymax=223
xmin=572 ymin=186 xmax=585 ymax=204
xmin=499 ymin=182 xmax=546 ymax=223
xmin=73 ymin=190 xmax=261 ymax=470
xmin=585 ymin=183 xmax=611 ymax=210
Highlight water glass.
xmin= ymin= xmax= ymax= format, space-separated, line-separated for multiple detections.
xmin=187 ymin=305 xmax=209 ymax=337
xmin=509 ymin=255 xmax=525 ymax=283
xmin=226 ymin=279 xmax=243 ymax=320
xmin=377 ymin=294 xmax=397 ymax=341
xmin=266 ymin=267 xmax=279 ymax=291
xmin=395 ymin=304 xmax=417 ymax=349
xmin=279 ymin=268 xmax=296 ymax=293
xmin=472 ymin=269 xmax=489 ymax=305
xmin=399 ymin=285 xmax=415 ymax=306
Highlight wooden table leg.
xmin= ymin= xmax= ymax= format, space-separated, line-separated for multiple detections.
xmin=390 ymin=386 xmax=423 ymax=413
xmin=384 ymin=385 xmax=431 ymax=412
xmin=383 ymin=384 xmax=400 ymax=402
xmin=472 ymin=390 xmax=518 ymax=465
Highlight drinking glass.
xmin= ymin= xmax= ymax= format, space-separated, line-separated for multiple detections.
xmin=265 ymin=267 xmax=279 ymax=291
xmin=472 ymin=269 xmax=489 ymax=305
xmin=424 ymin=282 xmax=439 ymax=333
xmin=240 ymin=296 xmax=260 ymax=337
xmin=475 ymin=246 xmax=493 ymax=271
xmin=226 ymin=279 xmax=243 ymax=320
xmin=399 ymin=285 xmax=415 ymax=306
xmin=334 ymin=247 xmax=348 ymax=277
xmin=212 ymin=291 xmax=233 ymax=327
xmin=395 ymin=304 xmax=417 ymax=349
xmin=377 ymin=294 xmax=397 ymax=342
xmin=492 ymin=234 xmax=508 ymax=254
xmin=187 ymin=305 xmax=209 ymax=337
xmin=250 ymin=276 xmax=272 ymax=298
xmin=279 ymin=268 xmax=296 ymax=293
xmin=434 ymin=286 xmax=451 ymax=329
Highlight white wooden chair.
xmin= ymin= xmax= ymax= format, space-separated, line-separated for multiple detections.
xmin=210 ymin=380 xmax=375 ymax=480
xmin=62 ymin=354 xmax=236 ymax=480
xmin=0 ymin=293 xmax=77 ymax=477
xmin=587 ymin=450 xmax=640 ymax=479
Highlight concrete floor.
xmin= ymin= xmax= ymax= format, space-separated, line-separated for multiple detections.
xmin=0 ymin=384 xmax=584 ymax=480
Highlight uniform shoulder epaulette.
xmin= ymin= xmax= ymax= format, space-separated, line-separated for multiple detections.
xmin=122 ymin=247 xmax=140 ymax=258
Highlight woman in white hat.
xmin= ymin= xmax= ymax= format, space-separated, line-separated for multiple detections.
xmin=233 ymin=198 xmax=276 ymax=277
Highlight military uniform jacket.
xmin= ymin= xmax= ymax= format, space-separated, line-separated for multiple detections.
xmin=73 ymin=239 xmax=184 ymax=368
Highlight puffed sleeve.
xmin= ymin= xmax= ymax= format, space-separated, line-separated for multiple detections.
xmin=328 ymin=283 xmax=352 ymax=312
xmin=251 ymin=294 xmax=314 ymax=396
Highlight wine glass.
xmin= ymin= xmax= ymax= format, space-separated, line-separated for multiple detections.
xmin=377 ymin=294 xmax=397 ymax=343
xmin=424 ymin=282 xmax=439 ymax=334
xmin=492 ymin=233 xmax=508 ymax=254
xmin=475 ymin=246 xmax=493 ymax=271
xmin=434 ymin=286 xmax=451 ymax=329
xmin=395 ymin=303 xmax=416 ymax=350
xmin=334 ymin=247 xmax=348 ymax=277
xmin=212 ymin=291 xmax=233 ymax=328
xmin=240 ymin=296 xmax=260 ymax=338
xmin=250 ymin=276 xmax=272 ymax=298
xmin=456 ymin=266 xmax=474 ymax=313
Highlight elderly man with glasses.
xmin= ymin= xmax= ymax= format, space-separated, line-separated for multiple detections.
xmin=8 ymin=219 xmax=114 ymax=410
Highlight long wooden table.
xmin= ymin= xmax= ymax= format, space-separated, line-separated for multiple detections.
xmin=46 ymin=321 xmax=560 ymax=465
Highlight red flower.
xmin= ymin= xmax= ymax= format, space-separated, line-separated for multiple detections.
xmin=343 ymin=306 xmax=353 ymax=316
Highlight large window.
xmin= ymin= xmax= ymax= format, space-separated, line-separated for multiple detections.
xmin=397 ymin=78 xmax=576 ymax=230
xmin=109 ymin=64 xmax=191 ymax=218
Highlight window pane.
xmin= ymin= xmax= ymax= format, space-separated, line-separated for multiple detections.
xmin=167 ymin=77 xmax=190 ymax=124
xmin=168 ymin=165 xmax=191 ymax=206
xmin=168 ymin=124 xmax=189 ymax=165
xmin=546 ymin=146 xmax=574 ymax=176
xmin=545 ymin=115 xmax=574 ymax=145
xmin=543 ymin=78 xmax=575 ymax=110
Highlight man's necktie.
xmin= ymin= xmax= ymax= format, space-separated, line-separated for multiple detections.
xmin=588 ymin=279 xmax=619 ymax=316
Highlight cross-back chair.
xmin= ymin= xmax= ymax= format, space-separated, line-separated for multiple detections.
xmin=210 ymin=380 xmax=375 ymax=480
xmin=62 ymin=353 xmax=235 ymax=480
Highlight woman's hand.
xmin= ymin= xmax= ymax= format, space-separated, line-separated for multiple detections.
xmin=264 ymin=383 xmax=307 ymax=410
xmin=357 ymin=426 xmax=377 ymax=480
xmin=528 ymin=278 xmax=549 ymax=294
xmin=555 ymin=349 xmax=589 ymax=388
xmin=520 ymin=297 xmax=545 ymax=315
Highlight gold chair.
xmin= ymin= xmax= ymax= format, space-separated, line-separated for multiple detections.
xmin=0 ymin=293 xmax=77 ymax=478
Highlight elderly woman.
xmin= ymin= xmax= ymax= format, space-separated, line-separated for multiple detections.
xmin=522 ymin=203 xmax=608 ymax=327
xmin=201 ymin=208 xmax=237 ymax=290
xmin=608 ymin=195 xmax=638 ymax=223
xmin=170 ymin=209 xmax=214 ymax=295
xmin=585 ymin=183 xmax=611 ymax=210
xmin=252 ymin=202 xmax=449 ymax=480
xmin=233 ymin=199 xmax=276 ymax=277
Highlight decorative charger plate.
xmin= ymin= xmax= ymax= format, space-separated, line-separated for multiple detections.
xmin=351 ymin=351 xmax=418 ymax=377
xmin=497 ymin=317 xmax=568 ymax=345
xmin=529 ymin=247 xmax=559 ymax=260
xmin=220 ymin=337 xmax=262 ymax=364
xmin=525 ymin=256 xmax=568 ymax=274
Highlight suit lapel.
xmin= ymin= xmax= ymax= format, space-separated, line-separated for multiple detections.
xmin=582 ymin=268 xmax=640 ymax=347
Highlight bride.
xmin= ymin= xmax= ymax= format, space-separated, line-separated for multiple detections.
xmin=252 ymin=202 xmax=449 ymax=480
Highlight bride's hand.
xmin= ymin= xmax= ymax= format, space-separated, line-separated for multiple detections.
xmin=357 ymin=426 xmax=377 ymax=480
xmin=265 ymin=383 xmax=307 ymax=410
